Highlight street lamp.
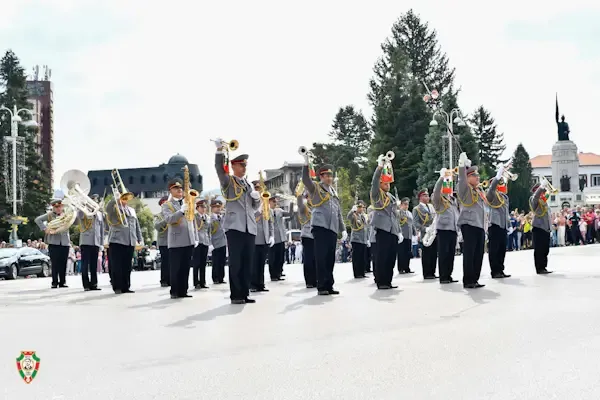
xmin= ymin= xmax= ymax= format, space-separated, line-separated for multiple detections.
xmin=0 ymin=104 xmax=38 ymax=244
xmin=430 ymin=109 xmax=466 ymax=170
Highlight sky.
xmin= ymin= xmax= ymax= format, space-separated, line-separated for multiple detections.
xmin=1 ymin=0 xmax=599 ymax=191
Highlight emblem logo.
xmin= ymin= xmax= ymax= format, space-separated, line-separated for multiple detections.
xmin=16 ymin=351 xmax=40 ymax=384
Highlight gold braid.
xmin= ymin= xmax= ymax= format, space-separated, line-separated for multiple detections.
xmin=435 ymin=196 xmax=451 ymax=215
xmin=221 ymin=176 xmax=245 ymax=202
xmin=370 ymin=189 xmax=390 ymax=211
xmin=529 ymin=197 xmax=548 ymax=217
xmin=488 ymin=191 xmax=506 ymax=209
xmin=307 ymin=184 xmax=331 ymax=208
xmin=79 ymin=215 xmax=93 ymax=233
xmin=297 ymin=206 xmax=311 ymax=226
xmin=415 ymin=206 xmax=430 ymax=225
xmin=210 ymin=219 xmax=220 ymax=235
xmin=350 ymin=212 xmax=364 ymax=231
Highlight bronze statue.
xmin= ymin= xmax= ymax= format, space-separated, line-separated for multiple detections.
xmin=579 ymin=176 xmax=587 ymax=192
xmin=555 ymin=94 xmax=571 ymax=141
xmin=560 ymin=175 xmax=570 ymax=192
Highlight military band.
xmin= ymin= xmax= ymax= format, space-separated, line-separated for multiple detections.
xmin=297 ymin=191 xmax=317 ymax=288
xmin=192 ymin=199 xmax=210 ymax=289
xmin=413 ymin=190 xmax=437 ymax=279
xmin=76 ymin=193 xmax=104 ymax=291
xmin=269 ymin=196 xmax=292 ymax=281
xmin=155 ymin=196 xmax=170 ymax=287
xmin=397 ymin=197 xmax=415 ymax=274
xmin=347 ymin=200 xmax=368 ymax=279
xmin=486 ymin=165 xmax=512 ymax=279
xmin=251 ymin=180 xmax=274 ymax=292
xmin=210 ymin=199 xmax=227 ymax=284
xmin=35 ymin=198 xmax=71 ymax=288
xmin=530 ymin=181 xmax=553 ymax=274
xmin=431 ymin=171 xmax=459 ymax=284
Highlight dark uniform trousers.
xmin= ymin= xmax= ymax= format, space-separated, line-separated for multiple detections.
xmin=351 ymin=242 xmax=367 ymax=278
xmin=437 ymin=230 xmax=457 ymax=281
xmin=460 ymin=225 xmax=485 ymax=285
xmin=108 ymin=243 xmax=133 ymax=292
xmin=371 ymin=242 xmax=378 ymax=280
xmin=532 ymin=227 xmax=550 ymax=272
xmin=48 ymin=244 xmax=69 ymax=286
xmin=302 ymin=237 xmax=316 ymax=287
xmin=80 ymin=244 xmax=99 ymax=289
xmin=488 ymin=224 xmax=507 ymax=275
xmin=312 ymin=226 xmax=337 ymax=291
xmin=169 ymin=246 xmax=193 ymax=297
xmin=251 ymin=244 xmax=269 ymax=290
xmin=192 ymin=244 xmax=209 ymax=287
xmin=421 ymin=237 xmax=438 ymax=277
xmin=365 ymin=246 xmax=372 ymax=273
xmin=159 ymin=246 xmax=170 ymax=285
xmin=268 ymin=242 xmax=284 ymax=279
xmin=396 ymin=239 xmax=412 ymax=273
xmin=226 ymin=229 xmax=255 ymax=301
xmin=374 ymin=230 xmax=396 ymax=286
xmin=211 ymin=246 xmax=227 ymax=283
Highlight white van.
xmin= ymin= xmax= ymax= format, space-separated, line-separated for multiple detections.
xmin=287 ymin=229 xmax=301 ymax=243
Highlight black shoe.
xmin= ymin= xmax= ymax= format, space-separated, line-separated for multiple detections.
xmin=398 ymin=271 xmax=406 ymax=275
xmin=424 ymin=276 xmax=437 ymax=280
xmin=181 ymin=294 xmax=192 ymax=298
xmin=306 ymin=284 xmax=316 ymax=289
xmin=449 ymin=279 xmax=458 ymax=283
xmin=328 ymin=289 xmax=340 ymax=295
xmin=51 ymin=284 xmax=58 ymax=289
xmin=406 ymin=270 xmax=415 ymax=274
xmin=271 ymin=277 xmax=285 ymax=281
xmin=89 ymin=287 xmax=101 ymax=291
xmin=464 ymin=283 xmax=485 ymax=289
xmin=170 ymin=295 xmax=179 ymax=299
xmin=318 ymin=290 xmax=330 ymax=296
xmin=161 ymin=283 xmax=169 ymax=287
xmin=114 ymin=289 xmax=122 ymax=294
xmin=231 ymin=299 xmax=245 ymax=304
xmin=220 ymin=280 xmax=227 ymax=284
xmin=365 ymin=270 xmax=372 ymax=273
xmin=194 ymin=284 xmax=202 ymax=289
xmin=257 ymin=288 xmax=269 ymax=292
xmin=492 ymin=272 xmax=511 ymax=278
xmin=244 ymin=298 xmax=256 ymax=303
xmin=59 ymin=284 xmax=68 ymax=288
xmin=475 ymin=283 xmax=485 ymax=288
xmin=250 ymin=288 xmax=258 ymax=292
xmin=537 ymin=270 xmax=553 ymax=275
xmin=440 ymin=280 xmax=451 ymax=284
xmin=123 ymin=290 xmax=135 ymax=293
xmin=84 ymin=288 xmax=91 ymax=291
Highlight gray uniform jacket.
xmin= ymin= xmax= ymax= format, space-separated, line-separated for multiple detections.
xmin=195 ymin=213 xmax=211 ymax=247
xmin=486 ymin=178 xmax=510 ymax=230
xmin=413 ymin=203 xmax=435 ymax=237
xmin=210 ymin=214 xmax=227 ymax=248
xmin=368 ymin=211 xmax=376 ymax=243
xmin=215 ymin=152 xmax=260 ymax=235
xmin=105 ymin=199 xmax=143 ymax=246
xmin=161 ymin=198 xmax=198 ymax=249
xmin=35 ymin=212 xmax=71 ymax=246
xmin=255 ymin=209 xmax=274 ymax=245
xmin=456 ymin=165 xmax=486 ymax=230
xmin=398 ymin=209 xmax=416 ymax=239
xmin=347 ymin=211 xmax=368 ymax=244
xmin=530 ymin=186 xmax=551 ymax=232
xmin=369 ymin=167 xmax=399 ymax=235
xmin=272 ymin=207 xmax=292 ymax=243
xmin=154 ymin=214 xmax=168 ymax=247
xmin=297 ymin=196 xmax=313 ymax=240
xmin=432 ymin=176 xmax=460 ymax=232
xmin=301 ymin=164 xmax=345 ymax=234
xmin=76 ymin=210 xmax=105 ymax=248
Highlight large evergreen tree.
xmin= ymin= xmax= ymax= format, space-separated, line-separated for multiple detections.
xmin=0 ymin=50 xmax=51 ymax=241
xmin=469 ymin=106 xmax=506 ymax=172
xmin=507 ymin=144 xmax=533 ymax=212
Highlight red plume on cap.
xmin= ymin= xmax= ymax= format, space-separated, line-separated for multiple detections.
xmin=380 ymin=165 xmax=394 ymax=183
xmin=223 ymin=163 xmax=229 ymax=174
xmin=497 ymin=183 xmax=507 ymax=194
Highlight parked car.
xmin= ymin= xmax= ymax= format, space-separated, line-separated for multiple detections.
xmin=135 ymin=247 xmax=161 ymax=271
xmin=0 ymin=247 xmax=51 ymax=280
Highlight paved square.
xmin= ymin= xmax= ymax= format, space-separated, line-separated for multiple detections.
xmin=1 ymin=244 xmax=600 ymax=400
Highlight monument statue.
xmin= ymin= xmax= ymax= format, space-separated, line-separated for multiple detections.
xmin=579 ymin=176 xmax=587 ymax=192
xmin=555 ymin=94 xmax=571 ymax=141
xmin=560 ymin=175 xmax=570 ymax=192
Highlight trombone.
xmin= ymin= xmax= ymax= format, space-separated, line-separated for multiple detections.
xmin=111 ymin=169 xmax=134 ymax=227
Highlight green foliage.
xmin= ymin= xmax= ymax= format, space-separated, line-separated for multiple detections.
xmin=508 ymin=144 xmax=534 ymax=212
xmin=468 ymin=106 xmax=506 ymax=172
xmin=417 ymin=125 xmax=444 ymax=191
xmin=69 ymin=223 xmax=81 ymax=245
xmin=0 ymin=50 xmax=51 ymax=242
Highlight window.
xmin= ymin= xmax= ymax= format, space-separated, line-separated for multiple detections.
xmin=92 ymin=178 xmax=98 ymax=186
xmin=544 ymin=176 xmax=552 ymax=184
xmin=140 ymin=176 xmax=146 ymax=184
xmin=190 ymin=175 xmax=194 ymax=183
xmin=592 ymin=175 xmax=600 ymax=187
xmin=197 ymin=175 xmax=202 ymax=186
xmin=104 ymin=177 xmax=109 ymax=185
xmin=151 ymin=175 xmax=156 ymax=183
xmin=163 ymin=174 xmax=168 ymax=182
xmin=128 ymin=176 xmax=134 ymax=185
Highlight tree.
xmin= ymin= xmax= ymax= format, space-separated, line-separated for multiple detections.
xmin=0 ymin=50 xmax=51 ymax=242
xmin=417 ymin=125 xmax=444 ymax=190
xmin=469 ymin=106 xmax=506 ymax=172
xmin=507 ymin=144 xmax=533 ymax=212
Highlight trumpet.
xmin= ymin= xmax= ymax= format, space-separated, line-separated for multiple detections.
xmin=211 ymin=139 xmax=239 ymax=152
xmin=479 ymin=180 xmax=490 ymax=189
xmin=298 ymin=146 xmax=317 ymax=179
xmin=111 ymin=169 xmax=134 ymax=227
xmin=384 ymin=151 xmax=395 ymax=161
xmin=501 ymin=169 xmax=519 ymax=182
xmin=540 ymin=176 xmax=559 ymax=194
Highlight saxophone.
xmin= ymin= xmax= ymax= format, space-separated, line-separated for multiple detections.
xmin=259 ymin=171 xmax=271 ymax=220
xmin=182 ymin=165 xmax=198 ymax=222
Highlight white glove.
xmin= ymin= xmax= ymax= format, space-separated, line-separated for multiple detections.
xmin=367 ymin=241 xmax=371 ymax=248
xmin=458 ymin=152 xmax=469 ymax=167
xmin=293 ymin=203 xmax=298 ymax=212
xmin=398 ymin=232 xmax=404 ymax=243
xmin=194 ymin=241 xmax=199 ymax=247
xmin=214 ymin=137 xmax=223 ymax=148
xmin=342 ymin=231 xmax=348 ymax=240
xmin=351 ymin=205 xmax=357 ymax=212
xmin=495 ymin=164 xmax=505 ymax=180
xmin=377 ymin=154 xmax=385 ymax=167
xmin=439 ymin=168 xmax=448 ymax=178
xmin=250 ymin=190 xmax=260 ymax=200
xmin=180 ymin=202 xmax=188 ymax=213
xmin=268 ymin=236 xmax=275 ymax=247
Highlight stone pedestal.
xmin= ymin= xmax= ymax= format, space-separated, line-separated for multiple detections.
xmin=551 ymin=140 xmax=579 ymax=192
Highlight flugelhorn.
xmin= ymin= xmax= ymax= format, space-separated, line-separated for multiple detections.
xmin=540 ymin=176 xmax=558 ymax=194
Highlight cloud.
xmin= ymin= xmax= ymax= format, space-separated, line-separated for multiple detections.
xmin=2 ymin=0 xmax=600 ymax=192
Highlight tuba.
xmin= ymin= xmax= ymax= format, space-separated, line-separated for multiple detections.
xmin=110 ymin=169 xmax=134 ymax=227
xmin=183 ymin=165 xmax=199 ymax=222
xmin=45 ymin=199 xmax=77 ymax=234
xmin=259 ymin=171 xmax=271 ymax=220
xmin=60 ymin=169 xmax=100 ymax=217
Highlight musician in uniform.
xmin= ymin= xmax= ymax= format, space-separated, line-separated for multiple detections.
xmin=367 ymin=205 xmax=376 ymax=279
xmin=214 ymin=140 xmax=261 ymax=304
xmin=154 ymin=196 xmax=170 ymax=287
xmin=486 ymin=165 xmax=512 ymax=279
xmin=397 ymin=197 xmax=415 ymax=274
xmin=268 ymin=196 xmax=292 ymax=281
xmin=432 ymin=170 xmax=460 ymax=284
xmin=413 ymin=189 xmax=438 ymax=279
xmin=530 ymin=182 xmax=553 ymax=274
xmin=301 ymin=159 xmax=345 ymax=296
xmin=192 ymin=198 xmax=211 ymax=289
xmin=76 ymin=194 xmax=104 ymax=291
xmin=162 ymin=178 xmax=198 ymax=299
xmin=35 ymin=198 xmax=71 ymax=288
xmin=297 ymin=189 xmax=316 ymax=288
xmin=370 ymin=155 xmax=403 ymax=289
xmin=105 ymin=193 xmax=143 ymax=294
xmin=251 ymin=180 xmax=274 ymax=292
xmin=456 ymin=152 xmax=486 ymax=289
xmin=210 ymin=199 xmax=227 ymax=284
xmin=347 ymin=200 xmax=368 ymax=279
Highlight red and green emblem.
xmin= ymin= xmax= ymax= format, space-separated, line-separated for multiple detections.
xmin=16 ymin=351 xmax=40 ymax=384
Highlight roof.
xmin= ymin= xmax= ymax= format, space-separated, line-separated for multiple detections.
xmin=168 ymin=154 xmax=189 ymax=164
xmin=530 ymin=152 xmax=600 ymax=168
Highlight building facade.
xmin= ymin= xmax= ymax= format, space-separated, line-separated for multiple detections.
xmin=264 ymin=161 xmax=303 ymax=230
xmin=87 ymin=154 xmax=203 ymax=215
xmin=26 ymin=77 xmax=54 ymax=184
xmin=530 ymin=152 xmax=600 ymax=206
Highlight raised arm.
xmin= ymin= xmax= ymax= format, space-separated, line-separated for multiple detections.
xmin=531 ymin=186 xmax=545 ymax=209
xmin=34 ymin=213 xmax=49 ymax=232
xmin=456 ymin=165 xmax=471 ymax=205
xmin=486 ymin=178 xmax=500 ymax=203
xmin=432 ymin=176 xmax=444 ymax=211
xmin=214 ymin=152 xmax=230 ymax=188
xmin=161 ymin=202 xmax=184 ymax=225
xmin=302 ymin=164 xmax=316 ymax=194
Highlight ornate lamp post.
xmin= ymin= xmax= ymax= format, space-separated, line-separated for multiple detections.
xmin=0 ymin=105 xmax=38 ymax=244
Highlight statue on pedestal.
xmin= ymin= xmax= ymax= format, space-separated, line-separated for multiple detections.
xmin=560 ymin=175 xmax=570 ymax=192
xmin=555 ymin=93 xmax=571 ymax=141
xmin=579 ymin=176 xmax=587 ymax=192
